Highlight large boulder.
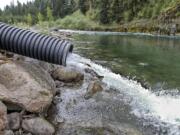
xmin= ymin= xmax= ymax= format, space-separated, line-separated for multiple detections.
xmin=0 ymin=62 xmax=55 ymax=113
xmin=0 ymin=101 xmax=7 ymax=131
xmin=52 ymin=66 xmax=84 ymax=83
xmin=22 ymin=117 xmax=55 ymax=135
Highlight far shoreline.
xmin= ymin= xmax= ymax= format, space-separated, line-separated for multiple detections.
xmin=57 ymin=29 xmax=180 ymax=40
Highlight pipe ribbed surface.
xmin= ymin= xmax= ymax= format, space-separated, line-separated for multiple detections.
xmin=0 ymin=22 xmax=73 ymax=66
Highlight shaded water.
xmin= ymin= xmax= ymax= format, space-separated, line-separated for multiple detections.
xmin=72 ymin=33 xmax=180 ymax=90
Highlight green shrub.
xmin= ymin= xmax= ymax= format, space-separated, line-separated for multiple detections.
xmin=55 ymin=11 xmax=99 ymax=30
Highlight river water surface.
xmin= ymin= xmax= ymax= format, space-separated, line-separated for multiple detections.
xmin=65 ymin=30 xmax=180 ymax=135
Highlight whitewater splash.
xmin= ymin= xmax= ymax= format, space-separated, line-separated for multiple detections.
xmin=67 ymin=53 xmax=180 ymax=134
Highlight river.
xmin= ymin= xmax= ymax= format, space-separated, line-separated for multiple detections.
xmin=64 ymin=30 xmax=180 ymax=135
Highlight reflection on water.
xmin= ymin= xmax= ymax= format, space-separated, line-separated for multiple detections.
xmin=73 ymin=34 xmax=180 ymax=90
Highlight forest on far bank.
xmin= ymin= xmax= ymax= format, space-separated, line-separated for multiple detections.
xmin=0 ymin=0 xmax=179 ymax=33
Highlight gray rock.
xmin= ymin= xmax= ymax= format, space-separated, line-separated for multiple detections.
xmin=52 ymin=66 xmax=84 ymax=83
xmin=4 ymin=130 xmax=14 ymax=135
xmin=22 ymin=117 xmax=55 ymax=135
xmin=13 ymin=129 xmax=24 ymax=135
xmin=84 ymin=81 xmax=103 ymax=99
xmin=23 ymin=133 xmax=32 ymax=135
xmin=0 ymin=101 xmax=7 ymax=131
xmin=85 ymin=68 xmax=104 ymax=80
xmin=53 ymin=96 xmax=62 ymax=104
xmin=7 ymin=113 xmax=21 ymax=130
xmin=0 ymin=62 xmax=54 ymax=113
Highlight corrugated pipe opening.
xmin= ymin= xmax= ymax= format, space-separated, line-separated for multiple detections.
xmin=0 ymin=22 xmax=73 ymax=66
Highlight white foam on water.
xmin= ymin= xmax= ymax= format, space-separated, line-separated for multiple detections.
xmin=67 ymin=53 xmax=180 ymax=134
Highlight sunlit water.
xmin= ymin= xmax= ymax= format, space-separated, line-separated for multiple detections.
xmin=67 ymin=53 xmax=180 ymax=135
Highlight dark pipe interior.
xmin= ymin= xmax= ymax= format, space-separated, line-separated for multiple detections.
xmin=0 ymin=22 xmax=73 ymax=66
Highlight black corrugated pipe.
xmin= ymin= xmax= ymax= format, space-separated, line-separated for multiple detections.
xmin=0 ymin=22 xmax=73 ymax=66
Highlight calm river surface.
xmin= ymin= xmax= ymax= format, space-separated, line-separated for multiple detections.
xmin=72 ymin=32 xmax=180 ymax=90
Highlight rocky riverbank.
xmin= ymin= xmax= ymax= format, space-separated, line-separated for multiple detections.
xmin=0 ymin=48 xmax=150 ymax=135
xmin=0 ymin=50 xmax=83 ymax=134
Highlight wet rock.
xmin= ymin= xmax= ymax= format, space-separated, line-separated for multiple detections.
xmin=84 ymin=81 xmax=103 ymax=99
xmin=4 ymin=130 xmax=14 ymax=135
xmin=0 ymin=62 xmax=54 ymax=113
xmin=7 ymin=113 xmax=21 ymax=130
xmin=52 ymin=66 xmax=84 ymax=83
xmin=0 ymin=101 xmax=7 ymax=131
xmin=56 ymin=124 xmax=142 ymax=135
xmin=13 ymin=129 xmax=24 ymax=135
xmin=22 ymin=117 xmax=55 ymax=135
xmin=22 ymin=133 xmax=32 ymax=135
xmin=55 ymin=80 xmax=65 ymax=88
xmin=56 ymin=126 xmax=115 ymax=135
xmin=85 ymin=68 xmax=104 ymax=80
xmin=6 ymin=53 xmax=14 ymax=58
xmin=53 ymin=96 xmax=62 ymax=104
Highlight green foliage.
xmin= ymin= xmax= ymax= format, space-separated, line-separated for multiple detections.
xmin=27 ymin=13 xmax=32 ymax=25
xmin=123 ymin=11 xmax=132 ymax=22
xmin=79 ymin=0 xmax=89 ymax=14
xmin=55 ymin=11 xmax=95 ymax=30
xmin=100 ymin=0 xmax=111 ymax=24
xmin=111 ymin=0 xmax=121 ymax=22
xmin=47 ymin=7 xmax=53 ymax=22
xmin=86 ymin=9 xmax=100 ymax=21
xmin=51 ymin=0 xmax=76 ymax=18
xmin=0 ymin=0 xmax=179 ymax=28
xmin=37 ymin=12 xmax=44 ymax=23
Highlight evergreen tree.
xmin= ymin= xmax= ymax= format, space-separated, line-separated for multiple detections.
xmin=0 ymin=9 xmax=2 ymax=16
xmin=111 ymin=0 xmax=121 ymax=22
xmin=79 ymin=0 xmax=89 ymax=14
xmin=100 ymin=0 xmax=110 ymax=24
xmin=0 ymin=0 xmax=178 ymax=26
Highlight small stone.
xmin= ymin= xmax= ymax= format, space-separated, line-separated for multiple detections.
xmin=53 ymin=96 xmax=62 ymax=104
xmin=4 ymin=130 xmax=14 ymax=135
xmin=84 ymin=81 xmax=103 ymax=100
xmin=55 ymin=80 xmax=65 ymax=88
xmin=22 ymin=133 xmax=32 ymax=135
xmin=6 ymin=53 xmax=14 ymax=58
xmin=52 ymin=66 xmax=84 ymax=83
xmin=85 ymin=68 xmax=104 ymax=80
xmin=22 ymin=117 xmax=55 ymax=135
xmin=55 ymin=115 xmax=64 ymax=123
xmin=7 ymin=113 xmax=21 ymax=130
xmin=13 ymin=129 xmax=23 ymax=135
xmin=0 ymin=101 xmax=7 ymax=131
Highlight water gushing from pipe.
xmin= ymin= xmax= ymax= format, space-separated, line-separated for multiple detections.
xmin=67 ymin=53 xmax=180 ymax=135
